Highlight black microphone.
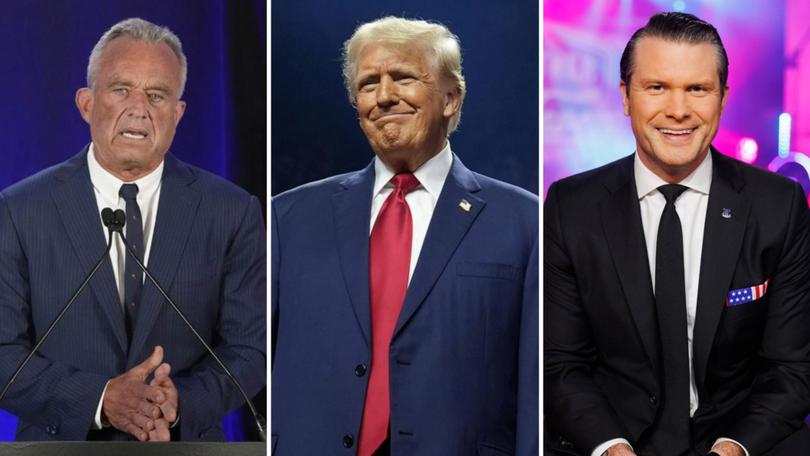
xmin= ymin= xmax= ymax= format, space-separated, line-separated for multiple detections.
xmin=112 ymin=209 xmax=266 ymax=442
xmin=0 ymin=208 xmax=119 ymax=403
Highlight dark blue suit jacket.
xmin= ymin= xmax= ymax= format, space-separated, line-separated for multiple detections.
xmin=0 ymin=147 xmax=266 ymax=441
xmin=271 ymin=155 xmax=538 ymax=455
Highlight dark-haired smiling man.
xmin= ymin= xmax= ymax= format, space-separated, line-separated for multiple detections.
xmin=545 ymin=12 xmax=810 ymax=456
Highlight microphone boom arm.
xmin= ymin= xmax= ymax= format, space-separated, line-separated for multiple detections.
xmin=117 ymin=229 xmax=267 ymax=442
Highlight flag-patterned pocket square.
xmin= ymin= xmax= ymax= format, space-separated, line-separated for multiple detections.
xmin=726 ymin=280 xmax=769 ymax=307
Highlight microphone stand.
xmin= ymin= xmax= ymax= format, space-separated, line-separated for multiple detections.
xmin=0 ymin=209 xmax=119 ymax=403
xmin=112 ymin=210 xmax=266 ymax=442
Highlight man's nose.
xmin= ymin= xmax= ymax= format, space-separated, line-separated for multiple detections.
xmin=665 ymin=90 xmax=690 ymax=120
xmin=375 ymin=77 xmax=399 ymax=107
xmin=126 ymin=92 xmax=150 ymax=119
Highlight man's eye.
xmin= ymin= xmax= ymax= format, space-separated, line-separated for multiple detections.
xmin=359 ymin=82 xmax=377 ymax=93
xmin=397 ymin=76 xmax=416 ymax=84
xmin=148 ymin=93 xmax=165 ymax=102
xmin=112 ymin=88 xmax=128 ymax=96
xmin=688 ymin=86 xmax=706 ymax=93
xmin=648 ymin=84 xmax=663 ymax=92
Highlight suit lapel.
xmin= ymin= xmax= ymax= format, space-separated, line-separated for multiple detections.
xmin=393 ymin=156 xmax=484 ymax=339
xmin=128 ymin=155 xmax=201 ymax=360
xmin=598 ymin=155 xmax=660 ymax=372
xmin=692 ymin=150 xmax=749 ymax=392
xmin=51 ymin=146 xmax=127 ymax=353
xmin=331 ymin=163 xmax=375 ymax=347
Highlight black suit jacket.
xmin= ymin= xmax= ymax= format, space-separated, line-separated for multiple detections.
xmin=544 ymin=150 xmax=810 ymax=455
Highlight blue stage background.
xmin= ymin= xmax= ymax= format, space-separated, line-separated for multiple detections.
xmin=271 ymin=0 xmax=539 ymax=196
xmin=0 ymin=0 xmax=266 ymax=441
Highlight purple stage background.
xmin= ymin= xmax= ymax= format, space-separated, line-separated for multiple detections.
xmin=545 ymin=0 xmax=810 ymax=203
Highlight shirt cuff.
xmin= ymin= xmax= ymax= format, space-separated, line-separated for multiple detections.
xmin=93 ymin=380 xmax=111 ymax=430
xmin=592 ymin=438 xmax=632 ymax=456
xmin=713 ymin=437 xmax=749 ymax=456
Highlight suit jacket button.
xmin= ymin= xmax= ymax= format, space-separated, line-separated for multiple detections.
xmin=649 ymin=395 xmax=658 ymax=405
xmin=559 ymin=437 xmax=574 ymax=448
xmin=46 ymin=425 xmax=58 ymax=435
xmin=342 ymin=434 xmax=354 ymax=448
xmin=354 ymin=364 xmax=367 ymax=377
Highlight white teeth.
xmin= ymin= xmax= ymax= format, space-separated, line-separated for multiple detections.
xmin=658 ymin=128 xmax=694 ymax=135
xmin=122 ymin=132 xmax=146 ymax=139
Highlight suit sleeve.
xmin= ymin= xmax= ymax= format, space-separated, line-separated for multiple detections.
xmin=0 ymin=192 xmax=109 ymax=440
xmin=722 ymin=182 xmax=810 ymax=454
xmin=172 ymin=195 xmax=267 ymax=440
xmin=544 ymin=182 xmax=630 ymax=453
xmin=516 ymin=231 xmax=539 ymax=455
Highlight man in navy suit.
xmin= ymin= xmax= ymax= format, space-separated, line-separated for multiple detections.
xmin=271 ymin=16 xmax=538 ymax=455
xmin=0 ymin=18 xmax=265 ymax=441
xmin=545 ymin=12 xmax=810 ymax=456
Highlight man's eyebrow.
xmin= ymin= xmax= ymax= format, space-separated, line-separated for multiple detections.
xmin=105 ymin=77 xmax=133 ymax=88
xmin=145 ymin=83 xmax=171 ymax=93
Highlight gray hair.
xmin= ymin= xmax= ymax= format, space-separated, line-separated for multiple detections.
xmin=87 ymin=18 xmax=187 ymax=97
xmin=342 ymin=16 xmax=466 ymax=134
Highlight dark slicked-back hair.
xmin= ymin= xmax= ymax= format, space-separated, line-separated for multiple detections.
xmin=620 ymin=12 xmax=728 ymax=94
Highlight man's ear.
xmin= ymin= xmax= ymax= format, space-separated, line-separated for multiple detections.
xmin=619 ymin=81 xmax=630 ymax=116
xmin=443 ymin=85 xmax=462 ymax=119
xmin=75 ymin=88 xmax=94 ymax=124
xmin=173 ymin=100 xmax=186 ymax=126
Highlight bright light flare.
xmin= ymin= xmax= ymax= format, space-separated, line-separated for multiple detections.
xmin=737 ymin=137 xmax=758 ymax=163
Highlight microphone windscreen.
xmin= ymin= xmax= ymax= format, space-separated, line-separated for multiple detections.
xmin=101 ymin=208 xmax=114 ymax=227
xmin=114 ymin=209 xmax=126 ymax=229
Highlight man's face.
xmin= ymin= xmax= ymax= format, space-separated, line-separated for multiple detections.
xmin=354 ymin=43 xmax=460 ymax=172
xmin=76 ymin=38 xmax=185 ymax=179
xmin=621 ymin=37 xmax=728 ymax=182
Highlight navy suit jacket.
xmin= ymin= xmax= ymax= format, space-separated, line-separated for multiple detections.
xmin=545 ymin=150 xmax=810 ymax=455
xmin=271 ymin=155 xmax=538 ymax=455
xmin=0 ymin=147 xmax=266 ymax=441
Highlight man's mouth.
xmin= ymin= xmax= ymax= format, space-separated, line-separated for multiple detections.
xmin=120 ymin=130 xmax=149 ymax=140
xmin=372 ymin=111 xmax=413 ymax=122
xmin=657 ymin=127 xmax=695 ymax=136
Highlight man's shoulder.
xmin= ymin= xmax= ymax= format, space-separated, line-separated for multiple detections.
xmin=717 ymin=152 xmax=803 ymax=197
xmin=0 ymin=156 xmax=82 ymax=202
xmin=470 ymin=171 xmax=538 ymax=210
xmin=547 ymin=154 xmax=633 ymax=201
xmin=272 ymin=170 xmax=365 ymax=216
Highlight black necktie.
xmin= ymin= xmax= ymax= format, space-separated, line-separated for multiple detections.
xmin=119 ymin=183 xmax=143 ymax=341
xmin=652 ymin=184 xmax=691 ymax=452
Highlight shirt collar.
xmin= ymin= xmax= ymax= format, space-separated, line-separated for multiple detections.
xmin=634 ymin=150 xmax=712 ymax=199
xmin=87 ymin=143 xmax=164 ymax=201
xmin=373 ymin=142 xmax=453 ymax=198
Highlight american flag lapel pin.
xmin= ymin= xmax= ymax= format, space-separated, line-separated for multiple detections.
xmin=459 ymin=199 xmax=471 ymax=212
xmin=721 ymin=208 xmax=732 ymax=219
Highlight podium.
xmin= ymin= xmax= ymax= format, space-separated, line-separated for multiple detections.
xmin=0 ymin=441 xmax=266 ymax=455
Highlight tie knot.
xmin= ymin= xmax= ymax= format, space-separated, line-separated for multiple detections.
xmin=119 ymin=183 xmax=139 ymax=201
xmin=390 ymin=173 xmax=420 ymax=195
xmin=658 ymin=184 xmax=687 ymax=205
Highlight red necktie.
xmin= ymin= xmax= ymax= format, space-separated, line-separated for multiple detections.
xmin=358 ymin=173 xmax=420 ymax=456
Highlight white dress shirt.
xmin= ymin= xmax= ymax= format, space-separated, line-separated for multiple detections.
xmin=370 ymin=143 xmax=453 ymax=282
xmin=592 ymin=152 xmax=747 ymax=456
xmin=87 ymin=143 xmax=163 ymax=429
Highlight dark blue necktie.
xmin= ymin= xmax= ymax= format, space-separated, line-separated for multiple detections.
xmin=652 ymin=184 xmax=691 ymax=453
xmin=119 ymin=183 xmax=143 ymax=341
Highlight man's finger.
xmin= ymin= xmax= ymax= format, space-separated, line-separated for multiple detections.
xmin=149 ymin=419 xmax=171 ymax=442
xmin=124 ymin=422 xmax=148 ymax=442
xmin=153 ymin=363 xmax=171 ymax=382
xmin=136 ymin=398 xmax=162 ymax=420
xmin=130 ymin=382 xmax=165 ymax=404
xmin=131 ymin=412 xmax=155 ymax=432
xmin=130 ymin=346 xmax=164 ymax=380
